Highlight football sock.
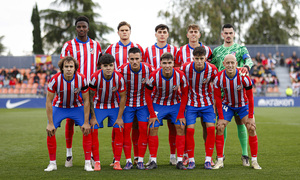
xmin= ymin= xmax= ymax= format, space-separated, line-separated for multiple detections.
xmin=170 ymin=154 xmax=176 ymax=158
xmin=66 ymin=148 xmax=72 ymax=157
xmin=216 ymin=134 xmax=224 ymax=158
xmin=113 ymin=128 xmax=123 ymax=162
xmin=138 ymin=157 xmax=144 ymax=163
xmin=148 ymin=135 xmax=159 ymax=158
xmin=50 ymin=160 xmax=56 ymax=164
xmin=167 ymin=120 xmax=176 ymax=155
xmin=189 ymin=158 xmax=195 ymax=162
xmin=237 ymin=124 xmax=248 ymax=156
xmin=186 ymin=128 xmax=195 ymax=159
xmin=123 ymin=122 xmax=133 ymax=160
xmin=132 ymin=128 xmax=139 ymax=158
xmin=176 ymin=135 xmax=185 ymax=159
xmin=82 ymin=133 xmax=92 ymax=160
xmin=126 ymin=158 xmax=132 ymax=163
xmin=177 ymin=157 xmax=183 ymax=162
xmin=138 ymin=121 xmax=148 ymax=158
xmin=249 ymin=135 xmax=258 ymax=158
xmin=205 ymin=126 xmax=215 ymax=157
xmin=223 ymin=126 xmax=227 ymax=154
xmin=65 ymin=118 xmax=74 ymax=149
xmin=91 ymin=129 xmax=99 ymax=162
xmin=47 ymin=135 xmax=57 ymax=161
xmin=205 ymin=156 xmax=211 ymax=162
xmin=111 ymin=128 xmax=115 ymax=156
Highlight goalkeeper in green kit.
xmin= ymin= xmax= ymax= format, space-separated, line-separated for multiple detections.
xmin=211 ymin=24 xmax=253 ymax=166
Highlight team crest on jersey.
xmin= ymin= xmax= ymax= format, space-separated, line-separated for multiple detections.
xmin=203 ymin=78 xmax=209 ymax=84
xmin=173 ymin=85 xmax=179 ymax=91
xmin=112 ymin=86 xmax=117 ymax=92
xmin=237 ymin=85 xmax=243 ymax=91
xmin=90 ymin=48 xmax=94 ymax=54
xmin=74 ymin=88 xmax=80 ymax=94
xmin=141 ymin=78 xmax=147 ymax=84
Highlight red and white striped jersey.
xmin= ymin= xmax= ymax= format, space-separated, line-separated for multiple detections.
xmin=213 ymin=69 xmax=252 ymax=108
xmin=89 ymin=70 xmax=126 ymax=109
xmin=118 ymin=62 xmax=154 ymax=107
xmin=61 ymin=37 xmax=102 ymax=83
xmin=105 ymin=41 xmax=144 ymax=69
xmin=181 ymin=62 xmax=218 ymax=107
xmin=175 ymin=43 xmax=212 ymax=66
xmin=47 ymin=72 xmax=88 ymax=108
xmin=144 ymin=43 xmax=178 ymax=69
xmin=146 ymin=68 xmax=187 ymax=106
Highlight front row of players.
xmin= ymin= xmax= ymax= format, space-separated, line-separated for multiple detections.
xmin=45 ymin=46 xmax=262 ymax=171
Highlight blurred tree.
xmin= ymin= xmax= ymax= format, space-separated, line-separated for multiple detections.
xmin=31 ymin=3 xmax=44 ymax=54
xmin=158 ymin=0 xmax=255 ymax=46
xmin=40 ymin=0 xmax=113 ymax=54
xmin=245 ymin=0 xmax=299 ymax=44
xmin=0 ymin=35 xmax=5 ymax=55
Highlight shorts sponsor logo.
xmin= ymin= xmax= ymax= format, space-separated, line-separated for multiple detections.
xmin=6 ymin=99 xmax=31 ymax=109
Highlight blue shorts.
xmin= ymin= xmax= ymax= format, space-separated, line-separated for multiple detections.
xmin=185 ymin=105 xmax=216 ymax=125
xmin=52 ymin=106 xmax=84 ymax=128
xmin=123 ymin=106 xmax=149 ymax=123
xmin=219 ymin=104 xmax=252 ymax=122
xmin=151 ymin=103 xmax=181 ymax=128
xmin=93 ymin=108 xmax=120 ymax=129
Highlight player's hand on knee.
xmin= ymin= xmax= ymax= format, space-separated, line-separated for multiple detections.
xmin=113 ymin=118 xmax=124 ymax=132
xmin=238 ymin=66 xmax=249 ymax=76
xmin=148 ymin=117 xmax=159 ymax=129
xmin=90 ymin=117 xmax=99 ymax=132
xmin=81 ymin=122 xmax=91 ymax=135
xmin=176 ymin=118 xmax=186 ymax=128
xmin=46 ymin=124 xmax=56 ymax=137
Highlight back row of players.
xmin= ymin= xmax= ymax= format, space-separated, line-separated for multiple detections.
xmin=44 ymin=16 xmax=261 ymax=171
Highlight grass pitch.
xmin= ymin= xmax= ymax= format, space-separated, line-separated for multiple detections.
xmin=0 ymin=108 xmax=299 ymax=179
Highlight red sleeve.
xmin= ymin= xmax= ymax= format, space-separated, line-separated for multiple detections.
xmin=246 ymin=88 xmax=254 ymax=118
xmin=47 ymin=74 xmax=57 ymax=93
xmin=176 ymin=86 xmax=188 ymax=119
xmin=214 ymin=86 xmax=224 ymax=119
xmin=145 ymin=87 xmax=156 ymax=118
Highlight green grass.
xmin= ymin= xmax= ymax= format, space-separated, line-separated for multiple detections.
xmin=0 ymin=108 xmax=299 ymax=179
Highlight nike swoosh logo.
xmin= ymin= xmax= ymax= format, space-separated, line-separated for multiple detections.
xmin=6 ymin=99 xmax=31 ymax=109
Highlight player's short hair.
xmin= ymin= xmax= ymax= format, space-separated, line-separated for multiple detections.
xmin=222 ymin=24 xmax=235 ymax=31
xmin=187 ymin=24 xmax=200 ymax=31
xmin=75 ymin=16 xmax=89 ymax=26
xmin=118 ymin=21 xmax=131 ymax=31
xmin=193 ymin=46 xmax=206 ymax=57
xmin=160 ymin=52 xmax=174 ymax=61
xmin=128 ymin=47 xmax=141 ymax=55
xmin=58 ymin=56 xmax=79 ymax=73
xmin=99 ymin=54 xmax=115 ymax=65
xmin=155 ymin=24 xmax=169 ymax=32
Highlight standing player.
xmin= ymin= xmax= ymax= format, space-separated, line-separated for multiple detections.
xmin=213 ymin=54 xmax=261 ymax=170
xmin=175 ymin=24 xmax=213 ymax=166
xmin=60 ymin=15 xmax=102 ymax=167
xmin=144 ymin=24 xmax=178 ymax=165
xmin=211 ymin=24 xmax=253 ymax=166
xmin=175 ymin=24 xmax=212 ymax=67
xmin=181 ymin=47 xmax=218 ymax=169
xmin=89 ymin=54 xmax=126 ymax=171
xmin=118 ymin=47 xmax=154 ymax=170
xmin=44 ymin=56 xmax=92 ymax=172
xmin=145 ymin=52 xmax=188 ymax=170
xmin=105 ymin=21 xmax=144 ymax=164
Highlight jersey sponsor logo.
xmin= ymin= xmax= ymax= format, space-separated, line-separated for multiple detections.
xmin=6 ymin=99 xmax=31 ymax=109
xmin=112 ymin=86 xmax=117 ymax=92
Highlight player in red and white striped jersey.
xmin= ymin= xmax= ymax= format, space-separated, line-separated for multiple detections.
xmin=105 ymin=22 xmax=144 ymax=163
xmin=175 ymin=24 xmax=212 ymax=67
xmin=145 ymin=52 xmax=188 ymax=170
xmin=118 ymin=47 xmax=154 ymax=170
xmin=213 ymin=54 xmax=261 ymax=170
xmin=181 ymin=47 xmax=218 ymax=169
xmin=45 ymin=56 xmax=92 ymax=172
xmin=89 ymin=54 xmax=126 ymax=170
xmin=144 ymin=24 xmax=178 ymax=69
xmin=105 ymin=21 xmax=144 ymax=69
xmin=144 ymin=24 xmax=178 ymax=165
xmin=60 ymin=16 xmax=102 ymax=166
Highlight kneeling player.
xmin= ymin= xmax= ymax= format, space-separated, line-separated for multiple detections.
xmin=181 ymin=46 xmax=218 ymax=169
xmin=145 ymin=52 xmax=188 ymax=170
xmin=44 ymin=56 xmax=92 ymax=172
xmin=89 ymin=54 xmax=126 ymax=171
xmin=213 ymin=54 xmax=262 ymax=170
